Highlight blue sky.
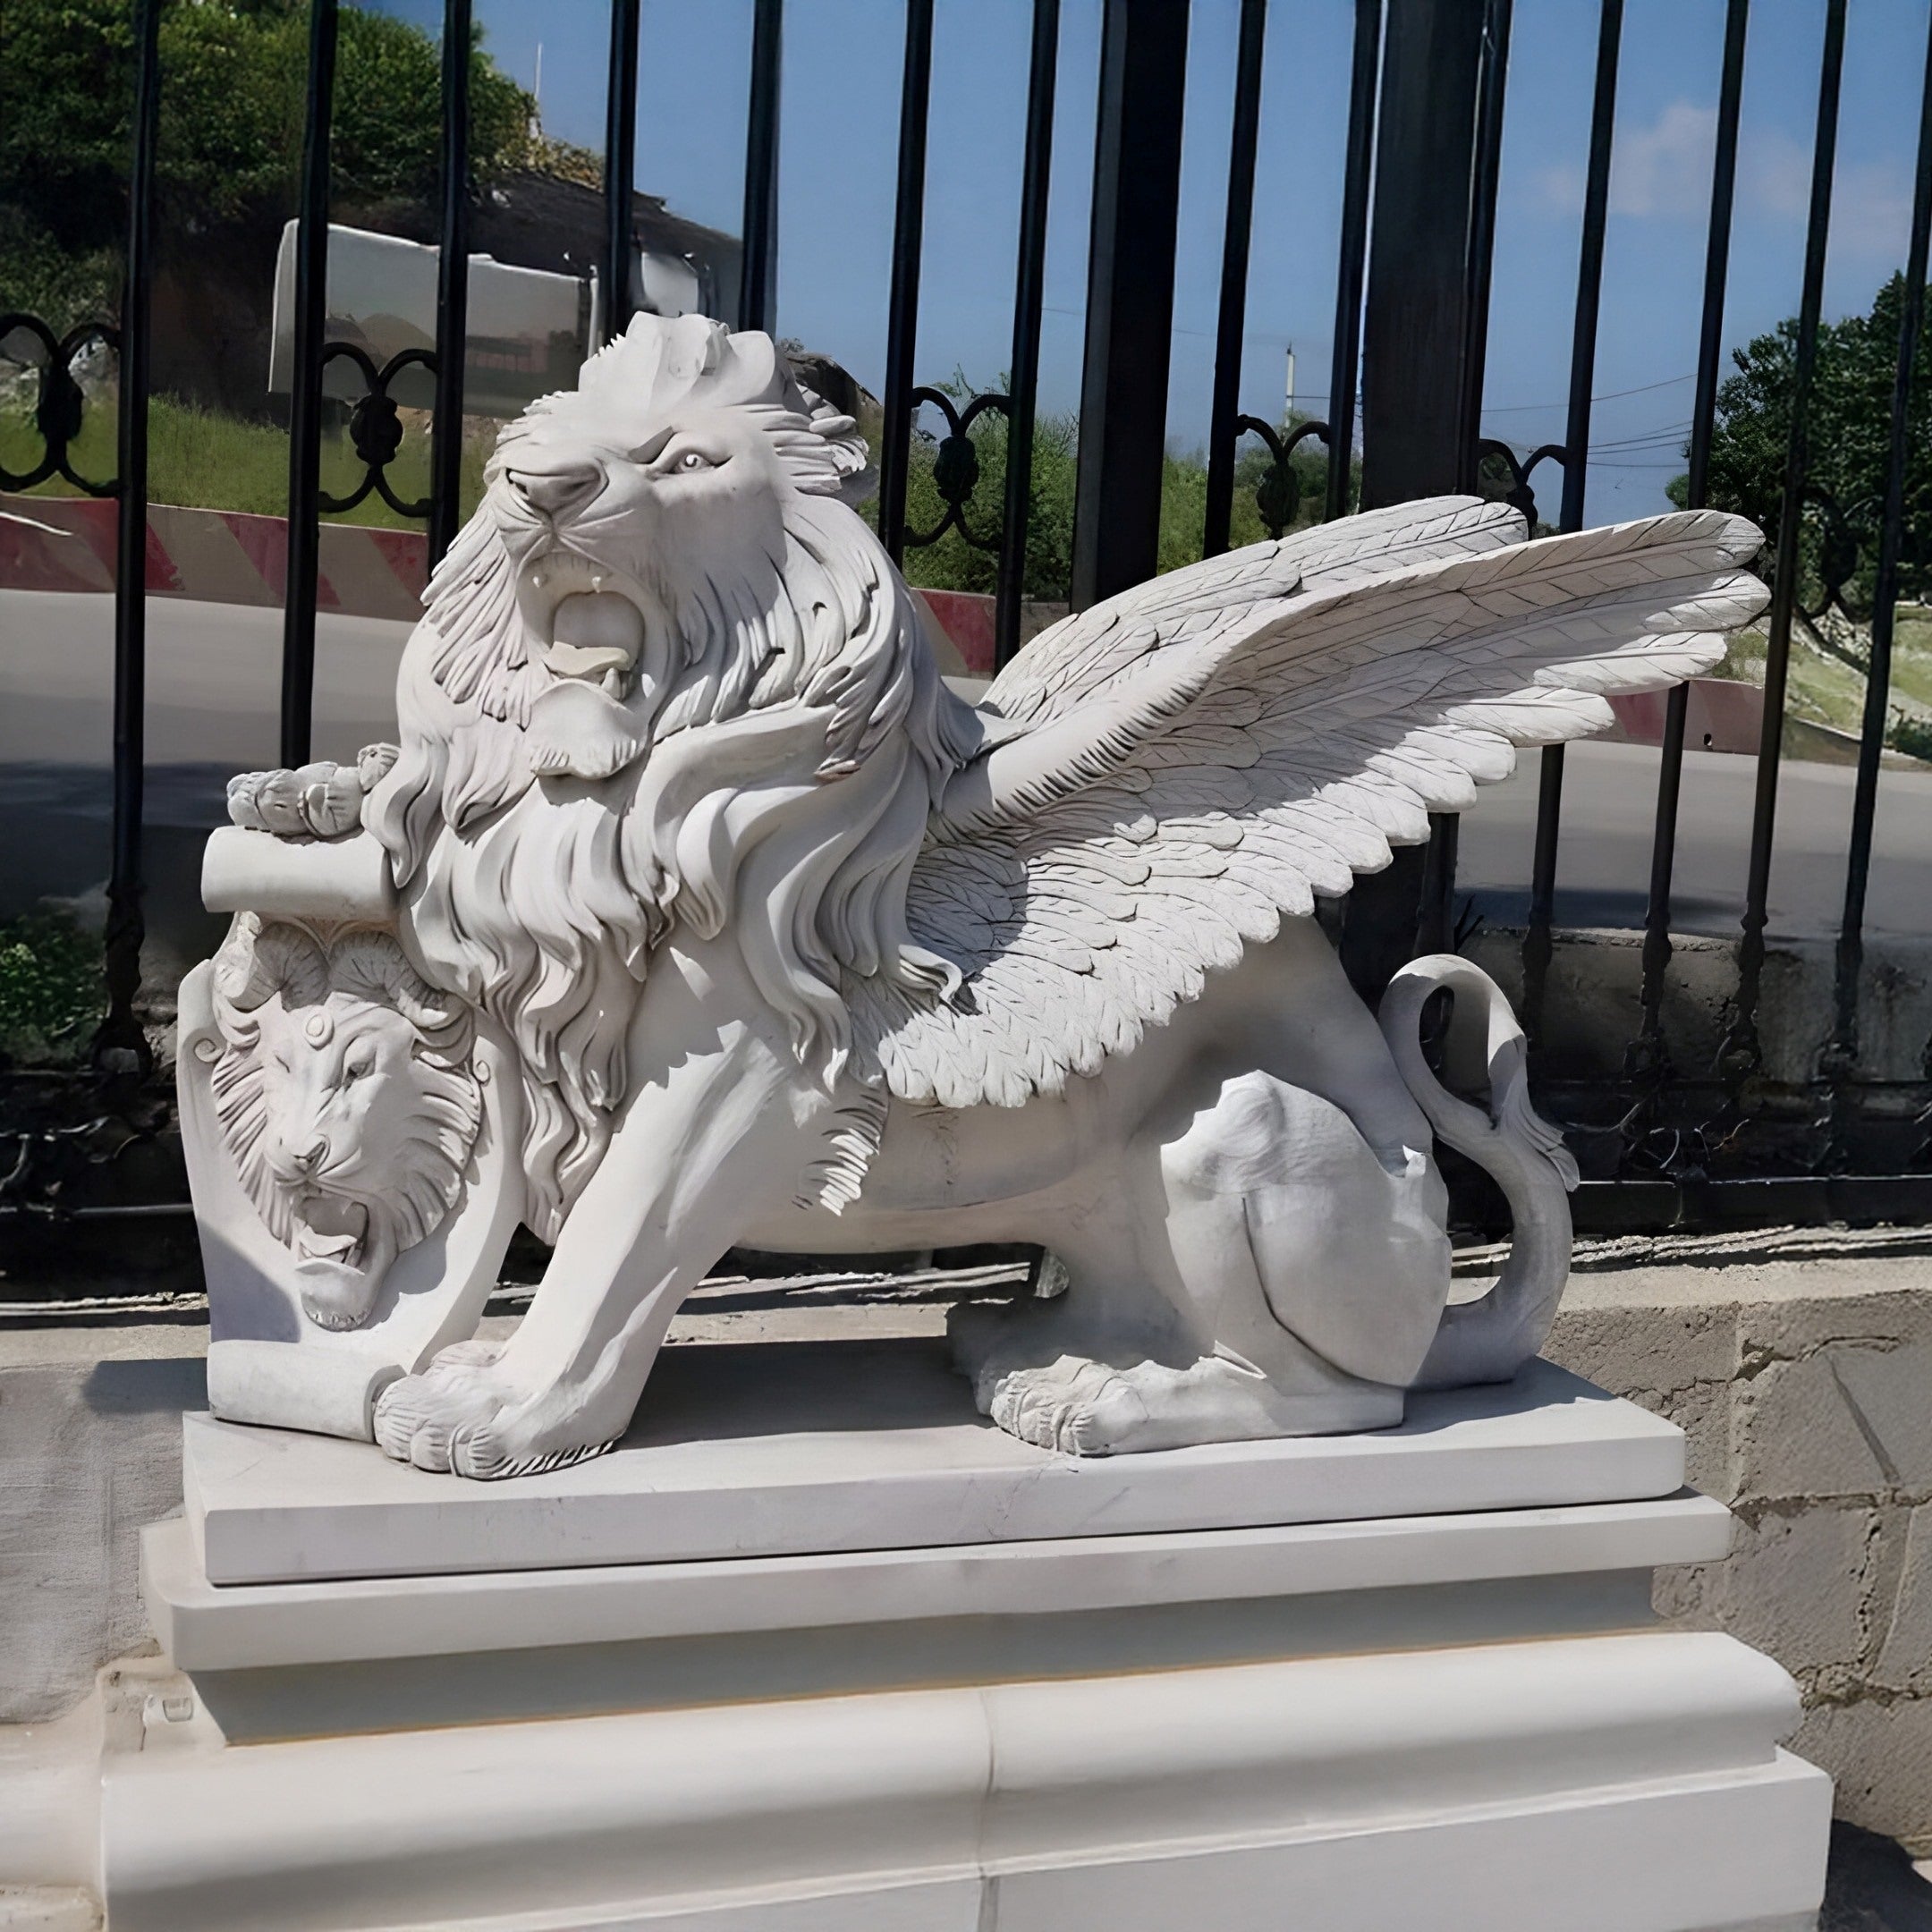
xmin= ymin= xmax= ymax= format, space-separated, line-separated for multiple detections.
xmin=381 ymin=0 xmax=1932 ymax=526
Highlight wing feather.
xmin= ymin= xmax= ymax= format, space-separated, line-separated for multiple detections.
xmin=850 ymin=504 xmax=1767 ymax=1110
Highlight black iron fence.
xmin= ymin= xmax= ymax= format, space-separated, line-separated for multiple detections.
xmin=4 ymin=0 xmax=1932 ymax=1245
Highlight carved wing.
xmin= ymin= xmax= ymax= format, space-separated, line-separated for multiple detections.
xmin=850 ymin=499 xmax=1767 ymax=1111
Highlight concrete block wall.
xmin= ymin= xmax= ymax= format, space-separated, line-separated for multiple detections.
xmin=1546 ymin=1234 xmax=1932 ymax=1851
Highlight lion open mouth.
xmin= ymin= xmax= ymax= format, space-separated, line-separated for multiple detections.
xmin=292 ymin=1192 xmax=369 ymax=1271
xmin=521 ymin=551 xmax=648 ymax=694
xmin=546 ymin=593 xmax=645 ymax=690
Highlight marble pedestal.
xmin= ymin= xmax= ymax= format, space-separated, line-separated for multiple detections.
xmin=82 ymin=1342 xmax=1830 ymax=1929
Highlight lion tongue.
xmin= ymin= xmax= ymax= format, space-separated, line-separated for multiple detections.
xmin=545 ymin=592 xmax=642 ymax=679
xmin=296 ymin=1198 xmax=367 ymax=1268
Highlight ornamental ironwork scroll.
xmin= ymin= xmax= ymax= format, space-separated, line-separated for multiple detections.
xmin=902 ymin=386 xmax=1013 ymax=555
xmin=317 ymin=343 xmax=437 ymax=521
xmin=0 ymin=317 xmax=119 ymax=498
xmin=1234 ymin=417 xmax=1331 ymax=541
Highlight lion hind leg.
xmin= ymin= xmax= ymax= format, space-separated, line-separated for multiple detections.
xmin=1161 ymin=1070 xmax=1450 ymax=1391
xmin=956 ymin=1345 xmax=1402 ymax=1457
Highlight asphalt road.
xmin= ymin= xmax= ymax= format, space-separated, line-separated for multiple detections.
xmin=3 ymin=589 xmax=1928 ymax=961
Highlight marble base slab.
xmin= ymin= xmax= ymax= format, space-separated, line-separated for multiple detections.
xmin=85 ymin=1356 xmax=1834 ymax=1931
xmin=145 ymin=1492 xmax=1733 ymax=1673
xmin=184 ymin=1343 xmax=1683 ymax=1584
xmin=93 ymin=1629 xmax=1829 ymax=1932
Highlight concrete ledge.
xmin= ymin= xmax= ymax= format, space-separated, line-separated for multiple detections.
xmin=142 ymin=1494 xmax=1733 ymax=1674
xmin=10 ymin=1230 xmax=1932 ymax=1852
xmin=93 ymin=1632 xmax=1825 ymax=1932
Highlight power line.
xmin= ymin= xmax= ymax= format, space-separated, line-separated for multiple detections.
xmin=1481 ymin=372 xmax=1696 ymax=414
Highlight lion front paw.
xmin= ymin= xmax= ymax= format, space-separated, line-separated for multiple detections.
xmin=226 ymin=743 xmax=397 ymax=840
xmin=373 ymin=1345 xmax=620 ymax=1480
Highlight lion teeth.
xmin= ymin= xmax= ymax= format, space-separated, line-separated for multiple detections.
xmin=592 ymin=573 xmax=607 ymax=593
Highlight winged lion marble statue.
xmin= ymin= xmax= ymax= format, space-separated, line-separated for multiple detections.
xmin=180 ymin=312 xmax=1767 ymax=1477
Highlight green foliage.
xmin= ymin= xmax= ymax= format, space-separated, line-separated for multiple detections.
xmin=0 ymin=0 xmax=534 ymax=334
xmin=1887 ymin=712 xmax=1932 ymax=762
xmin=880 ymin=377 xmax=1352 ymax=601
xmin=1667 ymin=273 xmax=1932 ymax=615
xmin=0 ymin=914 xmax=103 ymax=1067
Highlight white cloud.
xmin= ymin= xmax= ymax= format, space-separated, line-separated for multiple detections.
xmin=1530 ymin=99 xmax=1914 ymax=263
xmin=1613 ymin=100 xmax=1721 ymax=216
xmin=1533 ymin=100 xmax=1716 ymax=218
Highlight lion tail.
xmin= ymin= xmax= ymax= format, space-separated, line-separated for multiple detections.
xmin=1377 ymin=954 xmax=1579 ymax=1390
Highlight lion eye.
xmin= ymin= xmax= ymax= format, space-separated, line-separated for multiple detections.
xmin=676 ymin=450 xmax=709 ymax=472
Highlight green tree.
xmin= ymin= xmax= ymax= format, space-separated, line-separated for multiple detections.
xmin=0 ymin=0 xmax=533 ymax=331
xmin=1667 ymin=273 xmax=1932 ymax=622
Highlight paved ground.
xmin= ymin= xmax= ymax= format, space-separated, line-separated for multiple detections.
xmin=1826 ymin=1824 xmax=1932 ymax=1928
xmin=4 ymin=589 xmax=1932 ymax=957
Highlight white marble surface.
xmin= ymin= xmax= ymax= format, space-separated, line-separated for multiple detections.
xmin=88 ymin=1629 xmax=1826 ymax=1932
xmin=184 ymin=1346 xmax=1684 ymax=1585
xmin=178 ymin=314 xmax=1771 ymax=1477
xmin=144 ymin=1492 xmax=1732 ymax=1673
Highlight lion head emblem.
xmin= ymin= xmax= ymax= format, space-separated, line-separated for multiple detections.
xmin=363 ymin=315 xmax=983 ymax=1241
xmin=209 ymin=914 xmax=485 ymax=1332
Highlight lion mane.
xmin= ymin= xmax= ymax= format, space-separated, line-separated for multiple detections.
xmin=364 ymin=316 xmax=981 ymax=1241
xmin=209 ymin=915 xmax=485 ymax=1306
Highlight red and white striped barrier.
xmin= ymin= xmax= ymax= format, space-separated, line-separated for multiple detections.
xmin=0 ymin=494 xmax=1754 ymax=745
xmin=1 ymin=492 xmax=427 ymax=622
xmin=0 ymin=491 xmax=1035 ymax=678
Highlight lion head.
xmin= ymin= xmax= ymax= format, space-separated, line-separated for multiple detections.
xmin=209 ymin=914 xmax=485 ymax=1332
xmin=364 ymin=316 xmax=983 ymax=1239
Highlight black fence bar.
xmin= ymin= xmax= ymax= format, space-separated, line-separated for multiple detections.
xmin=1423 ymin=0 xmax=1510 ymax=937
xmin=1417 ymin=813 xmax=1461 ymax=956
xmin=1358 ymin=0 xmax=1486 ymax=510
xmin=1521 ymin=0 xmax=1621 ymax=1055
xmin=740 ymin=0 xmax=784 ymax=334
xmin=97 ymin=0 xmax=163 ymax=1073
xmin=1453 ymin=0 xmax=1511 ymax=495
xmin=1344 ymin=0 xmax=1487 ymax=1000
xmin=1821 ymin=13 xmax=1932 ymax=1143
xmin=1623 ymin=0 xmax=1748 ymax=1165
xmin=876 ymin=0 xmax=936 ymax=567
xmin=994 ymin=0 xmax=1063 ymax=670
xmin=1727 ymin=0 xmax=1845 ymax=1092
xmin=1684 ymin=0 xmax=1749 ymax=518
xmin=428 ymin=0 xmax=473 ymax=564
xmin=1323 ymin=0 xmax=1380 ymax=523
xmin=279 ymin=0 xmax=339 ymax=770
xmin=1071 ymin=0 xmax=1190 ymax=609
xmin=1557 ymin=0 xmax=1620 ymax=538
xmin=1202 ymin=0 xmax=1268 ymax=561
xmin=602 ymin=0 xmax=641 ymax=346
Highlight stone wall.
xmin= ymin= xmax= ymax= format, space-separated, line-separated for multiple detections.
xmin=1546 ymin=1231 xmax=1932 ymax=1851
xmin=0 ymin=1325 xmax=205 ymax=1725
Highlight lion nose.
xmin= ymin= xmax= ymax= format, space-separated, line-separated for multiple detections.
xmin=287 ymin=1135 xmax=326 ymax=1174
xmin=507 ymin=461 xmax=604 ymax=520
